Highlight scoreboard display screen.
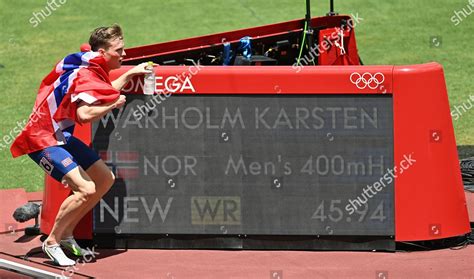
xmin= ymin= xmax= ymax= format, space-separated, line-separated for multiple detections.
xmin=93 ymin=94 xmax=394 ymax=236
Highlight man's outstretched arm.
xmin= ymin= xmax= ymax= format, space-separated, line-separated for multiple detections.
xmin=111 ymin=62 xmax=153 ymax=91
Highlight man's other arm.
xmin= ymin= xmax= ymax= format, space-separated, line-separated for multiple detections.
xmin=76 ymin=95 xmax=126 ymax=124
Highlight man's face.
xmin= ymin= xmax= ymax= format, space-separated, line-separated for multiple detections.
xmin=99 ymin=37 xmax=126 ymax=70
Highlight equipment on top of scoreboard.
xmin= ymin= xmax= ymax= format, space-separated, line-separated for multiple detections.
xmin=327 ymin=0 xmax=338 ymax=16
xmin=317 ymin=19 xmax=361 ymax=65
xmin=221 ymin=36 xmax=279 ymax=66
xmin=122 ymin=0 xmax=361 ymax=67
xmin=234 ymin=55 xmax=278 ymax=66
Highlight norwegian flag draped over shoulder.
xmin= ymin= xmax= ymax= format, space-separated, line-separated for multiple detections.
xmin=10 ymin=52 xmax=120 ymax=158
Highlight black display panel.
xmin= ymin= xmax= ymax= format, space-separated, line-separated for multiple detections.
xmin=92 ymin=94 xmax=394 ymax=236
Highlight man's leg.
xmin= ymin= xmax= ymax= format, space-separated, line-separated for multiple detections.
xmin=61 ymin=159 xmax=115 ymax=237
xmin=44 ymin=166 xmax=96 ymax=246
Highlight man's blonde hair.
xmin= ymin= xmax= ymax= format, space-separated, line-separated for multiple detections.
xmin=89 ymin=24 xmax=123 ymax=51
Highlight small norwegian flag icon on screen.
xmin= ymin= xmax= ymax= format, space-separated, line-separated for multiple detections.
xmin=99 ymin=150 xmax=139 ymax=179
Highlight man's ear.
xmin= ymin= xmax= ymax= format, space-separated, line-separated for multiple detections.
xmin=98 ymin=48 xmax=106 ymax=56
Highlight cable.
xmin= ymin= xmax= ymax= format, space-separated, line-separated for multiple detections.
xmin=297 ymin=21 xmax=308 ymax=66
xmin=460 ymin=158 xmax=474 ymax=192
xmin=396 ymin=231 xmax=473 ymax=252
xmin=397 ymin=241 xmax=431 ymax=250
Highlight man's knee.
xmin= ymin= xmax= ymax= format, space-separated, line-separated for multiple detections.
xmin=108 ymin=171 xmax=115 ymax=187
xmin=74 ymin=181 xmax=96 ymax=202
xmin=86 ymin=160 xmax=115 ymax=190
xmin=101 ymin=170 xmax=115 ymax=190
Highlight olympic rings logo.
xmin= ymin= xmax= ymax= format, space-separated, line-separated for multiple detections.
xmin=350 ymin=72 xmax=385 ymax=90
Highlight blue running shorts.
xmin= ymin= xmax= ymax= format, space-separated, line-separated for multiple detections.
xmin=28 ymin=136 xmax=101 ymax=183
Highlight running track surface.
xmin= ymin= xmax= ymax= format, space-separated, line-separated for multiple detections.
xmin=1 ymin=190 xmax=473 ymax=279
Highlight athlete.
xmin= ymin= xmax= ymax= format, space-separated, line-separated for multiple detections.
xmin=10 ymin=24 xmax=152 ymax=266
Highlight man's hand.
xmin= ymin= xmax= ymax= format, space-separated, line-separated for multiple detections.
xmin=112 ymin=62 xmax=157 ymax=91
xmin=125 ymin=62 xmax=155 ymax=77
xmin=114 ymin=95 xmax=126 ymax=109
